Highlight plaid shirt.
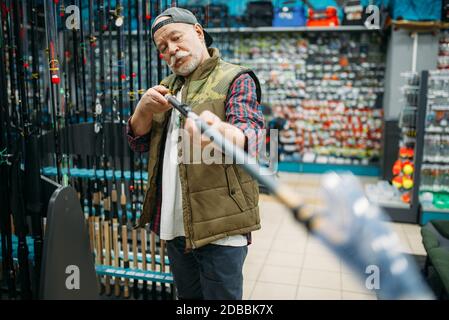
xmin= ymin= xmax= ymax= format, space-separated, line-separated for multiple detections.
xmin=127 ymin=73 xmax=265 ymax=238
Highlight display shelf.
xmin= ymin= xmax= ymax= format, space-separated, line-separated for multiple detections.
xmin=426 ymin=126 xmax=449 ymax=134
xmin=419 ymin=70 xmax=449 ymax=215
xmin=421 ymin=211 xmax=449 ymax=225
xmin=438 ymin=29 xmax=449 ymax=70
xmin=95 ymin=265 xmax=174 ymax=283
xmin=422 ymin=205 xmax=449 ymax=213
xmin=278 ymin=161 xmax=379 ymax=176
xmin=206 ymin=25 xmax=376 ymax=33
xmin=391 ymin=20 xmax=449 ymax=32
xmin=382 ymin=206 xmax=421 ymax=224
xmin=379 ymin=70 xmax=449 ymax=224
xmin=378 ymin=71 xmax=429 ymax=224
xmin=215 ymin=29 xmax=386 ymax=167
xmin=420 ymin=185 xmax=449 ymax=193
xmin=376 ymin=200 xmax=409 ymax=209
xmin=422 ymin=159 xmax=449 ymax=164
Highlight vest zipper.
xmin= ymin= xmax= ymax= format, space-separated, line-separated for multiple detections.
xmin=179 ymin=162 xmax=195 ymax=252
xmin=178 ymin=89 xmax=195 ymax=252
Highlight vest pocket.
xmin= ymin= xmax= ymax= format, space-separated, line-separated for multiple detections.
xmin=225 ymin=165 xmax=249 ymax=212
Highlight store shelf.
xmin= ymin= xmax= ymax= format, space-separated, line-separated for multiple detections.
xmin=206 ymin=25 xmax=376 ymax=33
xmin=391 ymin=20 xmax=449 ymax=32
xmin=422 ymin=205 xmax=449 ymax=213
xmin=418 ymin=70 xmax=449 ymax=225
xmin=382 ymin=206 xmax=419 ymax=224
xmin=278 ymin=161 xmax=379 ymax=176
xmin=373 ymin=199 xmax=418 ymax=223
xmin=376 ymin=199 xmax=410 ymax=209
xmin=421 ymin=211 xmax=449 ymax=225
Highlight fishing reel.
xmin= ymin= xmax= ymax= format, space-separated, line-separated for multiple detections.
xmin=94 ymin=98 xmax=103 ymax=134
xmin=110 ymin=6 xmax=124 ymax=28
xmin=0 ymin=148 xmax=13 ymax=166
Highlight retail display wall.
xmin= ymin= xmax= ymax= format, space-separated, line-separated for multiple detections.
xmin=213 ymin=29 xmax=386 ymax=174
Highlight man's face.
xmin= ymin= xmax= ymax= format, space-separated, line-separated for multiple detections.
xmin=153 ymin=18 xmax=205 ymax=76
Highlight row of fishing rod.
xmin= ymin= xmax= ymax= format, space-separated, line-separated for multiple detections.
xmin=0 ymin=0 xmax=177 ymax=299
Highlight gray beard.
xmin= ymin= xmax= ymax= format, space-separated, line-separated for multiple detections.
xmin=171 ymin=53 xmax=201 ymax=76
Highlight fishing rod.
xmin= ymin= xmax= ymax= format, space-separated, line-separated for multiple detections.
xmin=141 ymin=0 xmax=151 ymax=204
xmin=115 ymin=0 xmax=131 ymax=299
xmin=165 ymin=94 xmax=434 ymax=300
xmin=154 ymin=0 xmax=168 ymax=300
xmin=136 ymin=0 xmax=149 ymax=300
xmin=149 ymin=0 xmax=163 ymax=300
xmin=147 ymin=0 xmax=161 ymax=300
xmin=5 ymin=0 xmax=18 ymax=137
xmin=89 ymin=0 xmax=101 ymax=266
xmin=71 ymin=0 xmax=81 ymax=124
xmin=144 ymin=0 xmax=151 ymax=87
xmin=156 ymin=0 xmax=162 ymax=84
xmin=23 ymin=0 xmax=44 ymax=298
xmin=97 ymin=0 xmax=113 ymax=297
xmin=81 ymin=2 xmax=96 ymax=238
xmin=78 ymin=0 xmax=94 ymax=228
xmin=44 ymin=0 xmax=62 ymax=184
xmin=29 ymin=0 xmax=42 ymax=134
xmin=107 ymin=0 xmax=119 ymax=297
xmin=10 ymin=0 xmax=32 ymax=299
xmin=58 ymin=2 xmax=67 ymax=189
xmin=0 ymin=0 xmax=16 ymax=299
xmin=60 ymin=1 xmax=73 ymax=190
xmin=127 ymin=0 xmax=140 ymax=300
xmin=21 ymin=0 xmax=31 ymax=109
xmin=107 ymin=0 xmax=118 ymax=232
xmin=78 ymin=0 xmax=88 ymax=123
xmin=140 ymin=224 xmax=148 ymax=300
xmin=167 ymin=0 xmax=176 ymax=301
xmin=70 ymin=0 xmax=85 ymax=210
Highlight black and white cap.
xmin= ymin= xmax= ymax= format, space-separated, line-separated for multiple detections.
xmin=151 ymin=7 xmax=213 ymax=47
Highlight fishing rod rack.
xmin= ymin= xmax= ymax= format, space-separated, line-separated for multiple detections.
xmin=1 ymin=0 xmax=178 ymax=300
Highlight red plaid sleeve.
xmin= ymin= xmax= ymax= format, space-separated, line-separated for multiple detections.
xmin=226 ymin=73 xmax=265 ymax=158
xmin=126 ymin=117 xmax=151 ymax=153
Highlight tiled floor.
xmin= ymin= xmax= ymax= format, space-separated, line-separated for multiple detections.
xmin=243 ymin=173 xmax=426 ymax=300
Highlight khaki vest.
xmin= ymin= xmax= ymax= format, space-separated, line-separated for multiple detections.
xmin=139 ymin=48 xmax=262 ymax=249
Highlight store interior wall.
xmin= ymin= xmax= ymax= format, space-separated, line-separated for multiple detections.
xmin=383 ymin=29 xmax=440 ymax=120
xmin=380 ymin=29 xmax=440 ymax=180
xmin=176 ymin=0 xmax=387 ymax=19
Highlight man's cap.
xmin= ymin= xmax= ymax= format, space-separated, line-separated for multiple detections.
xmin=151 ymin=7 xmax=213 ymax=47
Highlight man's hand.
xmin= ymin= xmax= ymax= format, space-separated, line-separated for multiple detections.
xmin=185 ymin=110 xmax=246 ymax=150
xmin=130 ymin=85 xmax=171 ymax=136
xmin=139 ymin=85 xmax=171 ymax=114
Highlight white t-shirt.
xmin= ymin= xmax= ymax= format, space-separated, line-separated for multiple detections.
xmin=159 ymin=88 xmax=247 ymax=247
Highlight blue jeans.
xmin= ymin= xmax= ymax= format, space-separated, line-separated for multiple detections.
xmin=166 ymin=237 xmax=248 ymax=300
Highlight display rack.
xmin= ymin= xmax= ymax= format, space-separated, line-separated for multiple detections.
xmin=420 ymin=69 xmax=449 ymax=224
xmin=207 ymin=25 xmax=375 ymax=33
xmin=379 ymin=71 xmax=428 ymax=223
xmin=366 ymin=71 xmax=428 ymax=223
xmin=369 ymin=70 xmax=449 ymax=224
xmin=438 ymin=29 xmax=449 ymax=70
xmin=214 ymin=28 xmax=386 ymax=176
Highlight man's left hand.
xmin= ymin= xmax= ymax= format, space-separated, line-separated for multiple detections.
xmin=184 ymin=111 xmax=246 ymax=150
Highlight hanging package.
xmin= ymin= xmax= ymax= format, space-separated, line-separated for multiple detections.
xmin=273 ymin=0 xmax=306 ymax=27
xmin=342 ymin=0 xmax=366 ymax=25
xmin=246 ymin=1 xmax=274 ymax=27
xmin=391 ymin=0 xmax=442 ymax=21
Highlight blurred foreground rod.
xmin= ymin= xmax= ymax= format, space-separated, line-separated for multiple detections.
xmin=165 ymin=94 xmax=434 ymax=300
